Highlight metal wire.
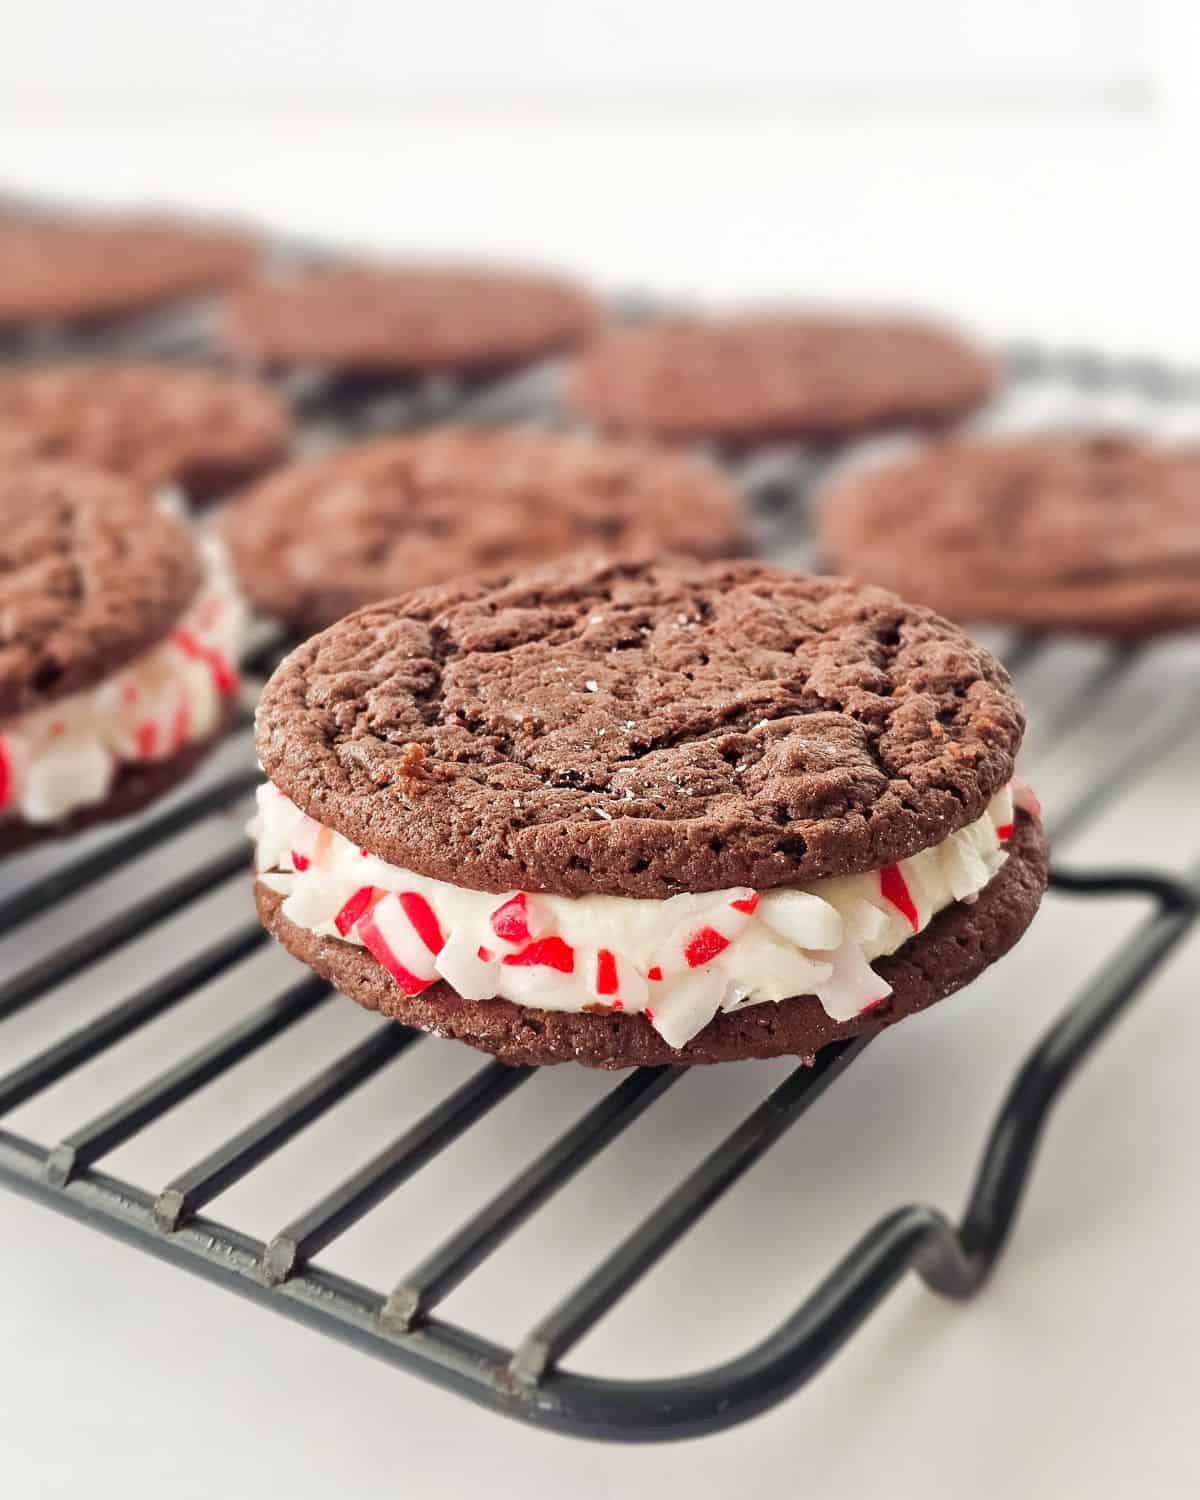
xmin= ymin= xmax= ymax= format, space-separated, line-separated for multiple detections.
xmin=1 ymin=279 xmax=1199 ymax=1440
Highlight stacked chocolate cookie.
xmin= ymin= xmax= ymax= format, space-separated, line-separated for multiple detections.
xmin=248 ymin=558 xmax=1047 ymax=1067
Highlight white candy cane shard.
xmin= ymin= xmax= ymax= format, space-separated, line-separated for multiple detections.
xmin=436 ymin=927 xmax=500 ymax=1000
xmin=757 ymin=888 xmax=844 ymax=950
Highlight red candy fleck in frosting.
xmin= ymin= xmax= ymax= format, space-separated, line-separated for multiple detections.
xmin=595 ymin=948 xmax=620 ymax=996
xmin=358 ymin=907 xmax=435 ymax=995
xmin=398 ymin=891 xmax=444 ymax=955
xmin=879 ymin=864 xmax=919 ymax=932
xmin=136 ymin=722 xmax=158 ymax=759
xmin=172 ymin=628 xmax=239 ymax=698
xmin=291 ymin=851 xmax=310 ymax=872
xmin=477 ymin=945 xmax=493 ymax=963
xmin=647 ymin=966 xmax=663 ymax=982
xmin=685 ymin=926 xmax=731 ymax=968
xmin=335 ymin=885 xmax=377 ymax=936
xmin=490 ymin=893 xmax=533 ymax=945
xmin=502 ymin=936 xmax=575 ymax=973
xmin=730 ymin=892 xmax=760 ymax=914
xmin=996 ymin=823 xmax=1015 ymax=842
xmin=644 ymin=1008 xmax=655 ymax=1022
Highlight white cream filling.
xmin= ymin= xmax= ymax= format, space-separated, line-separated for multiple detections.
xmin=249 ymin=779 xmax=1027 ymax=1050
xmin=0 ymin=538 xmax=245 ymax=826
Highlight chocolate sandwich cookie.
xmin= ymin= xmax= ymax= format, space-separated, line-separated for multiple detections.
xmin=222 ymin=430 xmax=748 ymax=633
xmin=0 ymin=212 xmax=256 ymax=330
xmin=569 ymin=313 xmax=995 ymax=448
xmin=248 ymin=556 xmax=1047 ymax=1067
xmin=222 ymin=263 xmax=599 ymax=377
xmin=0 ymin=363 xmax=291 ymax=502
xmin=818 ymin=433 xmax=1200 ymax=637
xmin=0 ymin=464 xmax=245 ymax=853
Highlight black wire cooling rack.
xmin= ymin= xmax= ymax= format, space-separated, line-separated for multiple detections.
xmin=1 ymin=275 xmax=1199 ymax=1441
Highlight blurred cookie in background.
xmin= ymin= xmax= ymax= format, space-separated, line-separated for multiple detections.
xmin=0 ymin=363 xmax=292 ymax=503
xmin=0 ymin=464 xmax=244 ymax=855
xmin=0 ymin=210 xmax=258 ymax=330
xmin=222 ymin=263 xmax=600 ymax=379
xmin=569 ymin=312 xmax=995 ymax=448
xmin=818 ymin=433 xmax=1200 ymax=637
xmin=222 ymin=429 xmax=747 ymax=633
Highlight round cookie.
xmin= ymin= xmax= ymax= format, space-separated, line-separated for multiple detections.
xmin=222 ymin=430 xmax=748 ymax=632
xmin=568 ymin=313 xmax=995 ymax=447
xmin=222 ymin=263 xmax=599 ymax=377
xmin=249 ymin=556 xmax=1046 ymax=1067
xmin=0 ymin=464 xmax=244 ymax=852
xmin=0 ymin=212 xmax=257 ymax=330
xmin=818 ymin=433 xmax=1200 ymax=637
xmin=0 ymin=363 xmax=292 ymax=502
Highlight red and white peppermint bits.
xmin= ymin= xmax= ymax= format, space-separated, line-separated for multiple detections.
xmin=590 ymin=947 xmax=648 ymax=1011
xmin=879 ymin=864 xmax=919 ymax=932
xmin=334 ymin=885 xmax=378 ymax=937
xmin=488 ymin=891 xmax=550 ymax=949
xmin=356 ymin=889 xmax=445 ymax=995
xmin=172 ymin=627 xmax=239 ymax=698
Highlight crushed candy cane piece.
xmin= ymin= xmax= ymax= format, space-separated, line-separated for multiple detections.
xmin=595 ymin=948 xmax=619 ymax=996
xmin=879 ymin=864 xmax=919 ymax=932
xmin=502 ymin=936 xmax=575 ymax=973
xmin=398 ymin=891 xmax=444 ymax=954
xmin=684 ymin=926 xmax=731 ymax=968
xmin=335 ymin=885 xmax=377 ymax=937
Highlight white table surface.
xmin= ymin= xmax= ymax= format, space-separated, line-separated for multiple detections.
xmin=1 ymin=110 xmax=1199 ymax=1500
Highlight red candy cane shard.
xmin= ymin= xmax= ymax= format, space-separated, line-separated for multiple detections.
xmin=490 ymin=893 xmax=532 ymax=945
xmin=358 ymin=908 xmax=435 ymax=995
xmin=647 ymin=966 xmax=663 ymax=982
xmin=291 ymin=851 xmax=310 ymax=872
xmin=136 ymin=722 xmax=158 ymax=759
xmin=595 ymin=949 xmax=620 ymax=996
xmin=502 ymin=936 xmax=575 ymax=973
xmin=879 ymin=864 xmax=919 ymax=932
xmin=996 ymin=823 xmax=1014 ymax=842
xmin=477 ymin=946 xmax=493 ymax=963
xmin=173 ymin=628 xmax=239 ymax=697
xmin=398 ymin=891 xmax=444 ymax=955
xmin=857 ymin=996 xmax=889 ymax=1015
xmin=684 ymin=926 xmax=730 ymax=968
xmin=335 ymin=886 xmax=377 ymax=937
xmin=611 ymin=999 xmax=624 ymax=1011
xmin=171 ymin=699 xmax=191 ymax=752
xmin=730 ymin=891 xmax=760 ymax=914
xmin=644 ymin=1008 xmax=655 ymax=1022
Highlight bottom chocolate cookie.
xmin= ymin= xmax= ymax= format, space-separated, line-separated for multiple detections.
xmin=255 ymin=814 xmax=1048 ymax=1068
xmin=0 ymin=713 xmax=233 ymax=859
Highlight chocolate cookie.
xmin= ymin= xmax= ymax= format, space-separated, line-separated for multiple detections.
xmin=222 ymin=431 xmax=747 ymax=632
xmin=0 ymin=363 xmax=291 ymax=502
xmin=222 ymin=263 xmax=599 ymax=376
xmin=0 ymin=212 xmax=256 ymax=330
xmin=249 ymin=556 xmax=1045 ymax=1067
xmin=569 ymin=313 xmax=995 ymax=447
xmin=818 ymin=434 xmax=1200 ymax=637
xmin=0 ymin=464 xmax=244 ymax=851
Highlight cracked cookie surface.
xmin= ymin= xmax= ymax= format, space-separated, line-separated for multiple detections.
xmin=0 ymin=463 xmax=202 ymax=718
xmin=225 ymin=431 xmax=746 ymax=632
xmin=255 ymin=556 xmax=1024 ymax=896
xmin=820 ymin=433 xmax=1200 ymax=636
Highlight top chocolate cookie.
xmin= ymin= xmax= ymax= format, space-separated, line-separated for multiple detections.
xmin=0 ymin=363 xmax=291 ymax=502
xmin=569 ymin=313 xmax=995 ymax=446
xmin=222 ymin=430 xmax=748 ymax=632
xmin=0 ymin=212 xmax=257 ymax=329
xmin=818 ymin=433 xmax=1200 ymax=636
xmin=255 ymin=556 xmax=1023 ymax=898
xmin=0 ymin=463 xmax=203 ymax=718
xmin=222 ymin=263 xmax=599 ymax=376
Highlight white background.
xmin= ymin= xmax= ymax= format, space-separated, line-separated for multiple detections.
xmin=2 ymin=4 xmax=1200 ymax=1497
